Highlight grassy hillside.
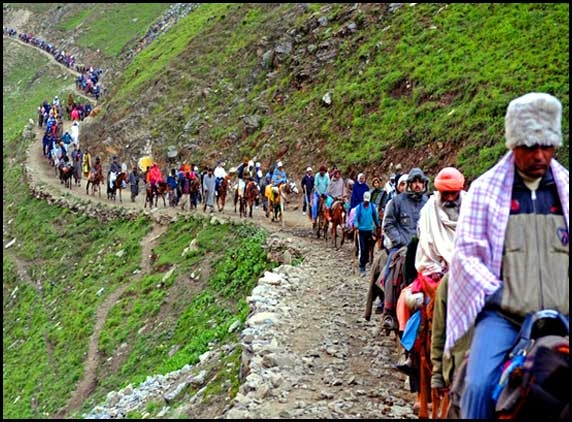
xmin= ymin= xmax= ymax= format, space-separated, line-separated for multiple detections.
xmin=83 ymin=2 xmax=568 ymax=181
xmin=5 ymin=3 xmax=568 ymax=180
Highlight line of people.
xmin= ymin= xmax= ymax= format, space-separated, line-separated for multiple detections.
xmin=299 ymin=164 xmax=407 ymax=275
xmin=357 ymin=92 xmax=568 ymax=418
xmin=4 ymin=26 xmax=105 ymax=100
xmin=294 ymin=92 xmax=568 ymax=418
xmin=126 ymin=157 xmax=291 ymax=214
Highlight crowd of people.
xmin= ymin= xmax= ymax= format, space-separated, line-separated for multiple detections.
xmin=296 ymin=92 xmax=569 ymax=418
xmin=113 ymin=92 xmax=568 ymax=419
xmin=133 ymin=158 xmax=292 ymax=214
xmin=4 ymin=27 xmax=105 ymax=100
xmin=10 ymin=11 xmax=568 ymax=419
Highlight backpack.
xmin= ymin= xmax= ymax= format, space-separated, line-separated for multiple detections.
xmin=494 ymin=310 xmax=569 ymax=421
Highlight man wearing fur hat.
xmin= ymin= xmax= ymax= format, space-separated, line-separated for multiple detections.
xmin=446 ymin=93 xmax=569 ymax=419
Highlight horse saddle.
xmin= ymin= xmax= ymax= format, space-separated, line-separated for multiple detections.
xmin=331 ymin=199 xmax=344 ymax=211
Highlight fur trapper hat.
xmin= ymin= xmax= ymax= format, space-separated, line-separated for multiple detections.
xmin=505 ymin=92 xmax=562 ymax=150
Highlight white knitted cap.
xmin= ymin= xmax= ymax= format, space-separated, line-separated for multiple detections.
xmin=505 ymin=92 xmax=562 ymax=149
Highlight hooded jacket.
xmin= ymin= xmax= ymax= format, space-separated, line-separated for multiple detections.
xmin=383 ymin=168 xmax=429 ymax=249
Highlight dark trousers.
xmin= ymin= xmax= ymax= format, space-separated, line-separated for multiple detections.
xmin=357 ymin=229 xmax=373 ymax=270
xmin=303 ymin=192 xmax=311 ymax=212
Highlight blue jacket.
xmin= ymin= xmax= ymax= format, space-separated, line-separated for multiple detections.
xmin=350 ymin=181 xmax=370 ymax=209
xmin=354 ymin=202 xmax=380 ymax=232
xmin=271 ymin=168 xmax=287 ymax=186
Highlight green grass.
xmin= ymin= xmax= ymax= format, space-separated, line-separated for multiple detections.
xmin=114 ymin=3 xmax=234 ymax=102
xmin=75 ymin=220 xmax=273 ymax=416
xmin=62 ymin=3 xmax=172 ymax=58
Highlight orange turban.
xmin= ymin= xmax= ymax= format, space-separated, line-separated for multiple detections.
xmin=434 ymin=167 xmax=465 ymax=192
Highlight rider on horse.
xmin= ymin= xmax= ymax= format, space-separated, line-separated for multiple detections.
xmin=392 ymin=167 xmax=466 ymax=418
xmin=381 ymin=168 xmax=429 ymax=332
xmin=214 ymin=160 xmax=227 ymax=196
xmin=271 ymin=161 xmax=287 ymax=187
xmin=324 ymin=168 xmax=346 ymax=222
xmin=312 ymin=165 xmax=330 ymax=226
xmin=235 ymin=157 xmax=251 ymax=198
xmin=445 ymin=93 xmax=569 ymax=419
xmin=108 ymin=155 xmax=121 ymax=189
xmin=148 ymin=163 xmax=164 ymax=195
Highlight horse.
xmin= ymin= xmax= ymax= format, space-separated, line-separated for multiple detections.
xmin=216 ymin=176 xmax=230 ymax=212
xmin=156 ymin=181 xmax=168 ymax=207
xmin=411 ymin=273 xmax=444 ymax=420
xmin=107 ymin=171 xmax=128 ymax=202
xmin=144 ymin=183 xmax=155 ymax=209
xmin=234 ymin=180 xmax=243 ymax=214
xmin=266 ymin=181 xmax=298 ymax=226
xmin=329 ymin=199 xmax=347 ymax=249
xmin=315 ymin=195 xmax=329 ymax=241
xmin=447 ymin=310 xmax=570 ymax=420
xmin=86 ymin=168 xmax=103 ymax=197
xmin=364 ymin=251 xmax=389 ymax=321
xmin=58 ymin=162 xmax=74 ymax=190
xmin=240 ymin=180 xmax=259 ymax=218
xmin=144 ymin=181 xmax=168 ymax=208
xmin=189 ymin=177 xmax=201 ymax=210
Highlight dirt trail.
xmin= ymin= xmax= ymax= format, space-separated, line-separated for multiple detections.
xmin=54 ymin=224 xmax=168 ymax=418
xmin=4 ymin=35 xmax=81 ymax=78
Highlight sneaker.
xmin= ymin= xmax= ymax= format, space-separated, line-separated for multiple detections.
xmin=359 ymin=268 xmax=366 ymax=276
xmin=382 ymin=314 xmax=396 ymax=330
xmin=375 ymin=302 xmax=384 ymax=315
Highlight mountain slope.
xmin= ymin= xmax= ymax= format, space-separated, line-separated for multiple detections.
xmin=5 ymin=3 xmax=569 ymax=182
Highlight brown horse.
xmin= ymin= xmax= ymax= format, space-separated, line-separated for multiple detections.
xmin=58 ymin=162 xmax=74 ymax=190
xmin=107 ymin=171 xmax=128 ymax=202
xmin=86 ymin=168 xmax=103 ymax=197
xmin=240 ymin=180 xmax=259 ymax=218
xmin=315 ymin=195 xmax=329 ymax=241
xmin=330 ymin=199 xmax=347 ymax=249
xmin=216 ymin=176 xmax=230 ymax=212
xmin=234 ymin=179 xmax=244 ymax=214
xmin=413 ymin=274 xmax=448 ymax=419
xmin=144 ymin=181 xmax=168 ymax=208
